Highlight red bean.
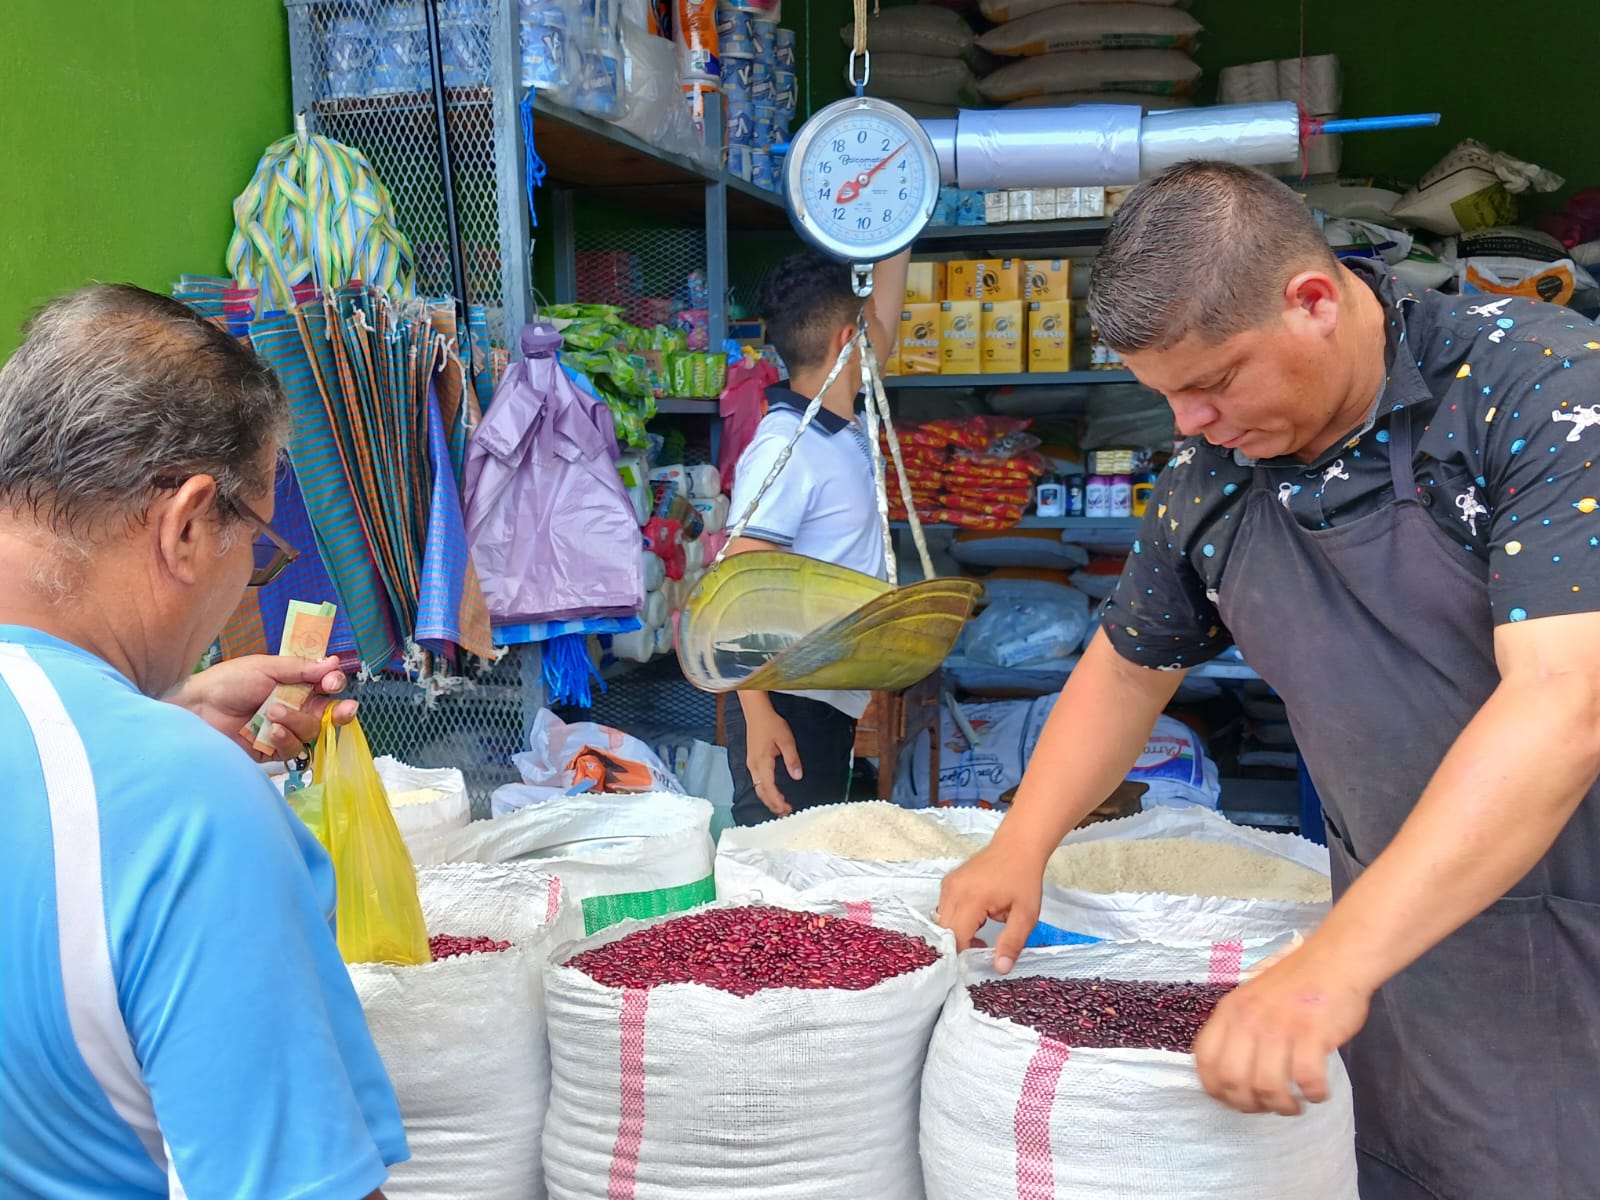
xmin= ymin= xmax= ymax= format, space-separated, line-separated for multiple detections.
xmin=566 ymin=905 xmax=940 ymax=997
xmin=969 ymin=977 xmax=1233 ymax=1052
xmin=430 ymin=934 xmax=513 ymax=959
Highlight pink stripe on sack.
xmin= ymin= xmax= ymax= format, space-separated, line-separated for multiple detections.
xmin=1014 ymin=1038 xmax=1070 ymax=1200
xmin=607 ymin=988 xmax=649 ymax=1200
xmin=1209 ymin=939 xmax=1244 ymax=985
xmin=842 ymin=900 xmax=875 ymax=925
xmin=545 ymin=877 xmax=563 ymax=925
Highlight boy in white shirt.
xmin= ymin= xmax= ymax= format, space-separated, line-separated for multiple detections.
xmin=724 ymin=249 xmax=909 ymax=824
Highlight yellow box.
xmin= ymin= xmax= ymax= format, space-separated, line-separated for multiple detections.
xmin=896 ymin=303 xmax=942 ymax=376
xmin=946 ymin=258 xmax=1021 ymax=302
xmin=904 ymin=261 xmax=944 ymax=305
xmin=1023 ymin=259 xmax=1071 ymax=302
xmin=1028 ymin=300 xmax=1073 ymax=372
xmin=940 ymin=301 xmax=982 ymax=374
xmin=981 ymin=300 xmax=1025 ymax=374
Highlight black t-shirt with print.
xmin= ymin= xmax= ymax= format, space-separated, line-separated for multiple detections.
xmin=1103 ymin=259 xmax=1600 ymax=670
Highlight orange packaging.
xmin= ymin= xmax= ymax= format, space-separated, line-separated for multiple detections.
xmin=904 ymin=261 xmax=944 ymax=304
xmin=1028 ymin=300 xmax=1073 ymax=372
xmin=895 ymin=303 xmax=941 ymax=376
xmin=947 ymin=259 xmax=1022 ymax=302
xmin=1023 ymin=259 xmax=1071 ymax=302
xmin=981 ymin=301 xmax=1026 ymax=374
xmin=940 ymin=301 xmax=982 ymax=374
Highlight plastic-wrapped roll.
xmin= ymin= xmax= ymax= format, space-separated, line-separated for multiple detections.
xmin=609 ymin=627 xmax=655 ymax=664
xmin=948 ymin=104 xmax=1143 ymax=189
xmin=642 ymin=550 xmax=667 ymax=592
xmin=1278 ymin=54 xmax=1341 ymax=116
xmin=691 ymin=493 xmax=730 ymax=534
xmin=1218 ymin=61 xmax=1279 ymax=106
xmin=685 ymin=464 xmax=722 ymax=499
xmin=629 ymin=479 xmax=652 ymax=526
xmin=644 ymin=588 xmax=669 ymax=629
xmin=683 ymin=538 xmax=706 ymax=575
xmin=1139 ymin=102 xmax=1299 ymax=177
xmin=923 ymin=118 xmax=957 ymax=181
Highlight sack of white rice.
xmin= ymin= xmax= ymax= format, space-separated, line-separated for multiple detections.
xmin=978 ymin=4 xmax=1202 ymax=56
xmin=980 ymin=48 xmax=1201 ymax=102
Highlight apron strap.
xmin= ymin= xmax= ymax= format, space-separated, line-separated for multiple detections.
xmin=1387 ymin=405 xmax=1417 ymax=502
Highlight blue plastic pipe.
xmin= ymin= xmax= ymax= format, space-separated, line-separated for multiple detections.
xmin=1316 ymin=112 xmax=1441 ymax=134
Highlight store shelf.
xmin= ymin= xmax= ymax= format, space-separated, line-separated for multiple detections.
xmin=654 ymin=397 xmax=721 ymax=415
xmin=892 ymin=516 xmax=1141 ymax=538
xmin=1219 ymin=777 xmax=1302 ymax=832
xmin=917 ymin=217 xmax=1113 ymax=251
xmin=884 ymin=370 xmax=1137 ymax=388
xmin=530 ymin=96 xmax=788 ymax=230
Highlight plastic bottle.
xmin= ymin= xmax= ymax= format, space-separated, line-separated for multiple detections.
xmin=1085 ymin=475 xmax=1112 ymax=519
xmin=1110 ymin=474 xmax=1133 ymax=518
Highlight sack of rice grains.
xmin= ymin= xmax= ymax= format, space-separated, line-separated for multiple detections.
xmin=350 ymin=863 xmax=582 ymax=1200
xmin=542 ymin=897 xmax=956 ymax=1200
xmin=982 ymin=0 xmax=1191 ymax=19
xmin=921 ymin=939 xmax=1358 ymax=1200
xmin=839 ymin=5 xmax=976 ymax=59
xmin=980 ymin=48 xmax=1201 ymax=102
xmin=978 ymin=4 xmax=1202 ymax=56
xmin=861 ymin=52 xmax=984 ymax=108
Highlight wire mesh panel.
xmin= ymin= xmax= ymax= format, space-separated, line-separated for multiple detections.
xmin=572 ymin=225 xmax=710 ymax=330
xmin=285 ymin=0 xmax=526 ymax=343
xmin=350 ymin=645 xmax=546 ymax=817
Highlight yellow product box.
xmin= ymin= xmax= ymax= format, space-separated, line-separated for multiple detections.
xmin=1029 ymin=300 xmax=1073 ymax=372
xmin=946 ymin=258 xmax=1021 ymax=302
xmin=1023 ymin=259 xmax=1071 ymax=302
xmin=940 ymin=301 xmax=982 ymax=374
xmin=981 ymin=301 xmax=1025 ymax=374
xmin=904 ymin=261 xmax=945 ymax=305
xmin=896 ymin=303 xmax=942 ymax=376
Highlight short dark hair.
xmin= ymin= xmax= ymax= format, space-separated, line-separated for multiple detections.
xmin=1087 ymin=161 xmax=1338 ymax=354
xmin=0 ymin=284 xmax=289 ymax=541
xmin=755 ymin=251 xmax=863 ymax=373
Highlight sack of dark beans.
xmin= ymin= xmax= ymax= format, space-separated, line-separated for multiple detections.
xmin=542 ymin=898 xmax=957 ymax=1199
xmin=920 ymin=938 xmax=1359 ymax=1200
xmin=349 ymin=863 xmax=582 ymax=1200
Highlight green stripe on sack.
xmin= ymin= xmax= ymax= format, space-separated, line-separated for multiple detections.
xmin=581 ymin=876 xmax=717 ymax=935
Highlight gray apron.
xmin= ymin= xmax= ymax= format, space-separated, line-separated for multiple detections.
xmin=1216 ymin=409 xmax=1600 ymax=1199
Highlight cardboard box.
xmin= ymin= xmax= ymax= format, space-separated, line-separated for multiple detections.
xmin=1029 ymin=300 xmax=1073 ymax=372
xmin=1023 ymin=259 xmax=1071 ymax=302
xmin=947 ymin=259 xmax=1022 ymax=302
xmin=981 ymin=300 xmax=1025 ymax=374
xmin=940 ymin=300 xmax=982 ymax=374
xmin=904 ymin=261 xmax=943 ymax=305
xmin=983 ymin=191 xmax=1010 ymax=225
xmin=897 ymin=303 xmax=942 ymax=376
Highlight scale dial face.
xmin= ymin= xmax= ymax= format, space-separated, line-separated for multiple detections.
xmin=784 ymin=96 xmax=941 ymax=264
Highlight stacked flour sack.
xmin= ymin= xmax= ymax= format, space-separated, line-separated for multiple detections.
xmin=976 ymin=0 xmax=1203 ymax=111
xmin=1219 ymin=53 xmax=1343 ymax=176
xmin=718 ymin=1 xmax=793 ymax=190
xmin=842 ymin=5 xmax=985 ymax=119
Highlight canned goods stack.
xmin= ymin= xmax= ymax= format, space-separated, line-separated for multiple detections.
xmin=717 ymin=1 xmax=794 ymax=191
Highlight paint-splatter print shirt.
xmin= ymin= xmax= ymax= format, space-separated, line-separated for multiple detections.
xmin=1103 ymin=259 xmax=1600 ymax=670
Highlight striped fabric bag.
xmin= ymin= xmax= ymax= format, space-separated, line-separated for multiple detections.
xmin=920 ymin=940 xmax=1358 ymax=1200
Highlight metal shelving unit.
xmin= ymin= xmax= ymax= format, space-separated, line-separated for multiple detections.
xmin=917 ymin=218 xmax=1113 ymax=251
xmin=892 ymin=515 xmax=1141 ymax=537
xmin=885 ymin=369 xmax=1136 ymax=389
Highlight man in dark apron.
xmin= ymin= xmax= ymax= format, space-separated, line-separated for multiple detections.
xmin=940 ymin=161 xmax=1600 ymax=1198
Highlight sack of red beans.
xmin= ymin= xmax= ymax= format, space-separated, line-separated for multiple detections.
xmin=348 ymin=863 xmax=582 ymax=1200
xmin=542 ymin=898 xmax=957 ymax=1199
xmin=920 ymin=938 xmax=1358 ymax=1200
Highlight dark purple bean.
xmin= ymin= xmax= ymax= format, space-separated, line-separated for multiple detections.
xmin=970 ymin=977 xmax=1233 ymax=1052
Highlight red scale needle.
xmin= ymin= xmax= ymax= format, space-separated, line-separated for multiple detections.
xmin=835 ymin=141 xmax=908 ymax=204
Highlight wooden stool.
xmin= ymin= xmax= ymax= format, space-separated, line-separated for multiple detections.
xmin=714 ymin=671 xmax=943 ymax=803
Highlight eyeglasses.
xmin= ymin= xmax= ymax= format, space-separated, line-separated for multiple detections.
xmin=220 ymin=496 xmax=300 ymax=588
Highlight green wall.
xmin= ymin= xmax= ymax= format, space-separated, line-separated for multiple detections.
xmin=0 ymin=3 xmax=293 ymax=358
xmin=1192 ymin=0 xmax=1598 ymax=208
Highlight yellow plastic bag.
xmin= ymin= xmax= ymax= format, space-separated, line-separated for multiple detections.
xmin=291 ymin=708 xmax=432 ymax=965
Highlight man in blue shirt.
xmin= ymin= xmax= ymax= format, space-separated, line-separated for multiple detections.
xmin=0 ymin=285 xmax=407 ymax=1198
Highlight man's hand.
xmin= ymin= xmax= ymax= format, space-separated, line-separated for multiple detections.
xmin=743 ymin=698 xmax=803 ymax=817
xmin=938 ymin=843 xmax=1044 ymax=973
xmin=169 ymin=655 xmax=357 ymax=761
xmin=1193 ymin=941 xmax=1372 ymax=1116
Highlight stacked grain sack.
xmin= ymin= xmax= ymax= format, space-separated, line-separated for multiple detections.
xmin=1218 ymin=53 xmax=1342 ymax=176
xmin=839 ymin=5 xmax=986 ymax=118
xmin=976 ymin=0 xmax=1202 ymax=111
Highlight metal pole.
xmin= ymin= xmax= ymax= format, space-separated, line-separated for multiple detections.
xmin=423 ymin=0 xmax=471 ymax=319
xmin=706 ymin=180 xmax=729 ymax=348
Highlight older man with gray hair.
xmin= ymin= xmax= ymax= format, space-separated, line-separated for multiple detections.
xmin=0 ymin=285 xmax=406 ymax=1198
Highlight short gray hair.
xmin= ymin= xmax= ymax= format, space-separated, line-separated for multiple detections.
xmin=1087 ymin=161 xmax=1337 ymax=354
xmin=0 ymin=285 xmax=290 ymax=542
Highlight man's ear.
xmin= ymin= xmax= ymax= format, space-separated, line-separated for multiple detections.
xmin=153 ymin=475 xmax=221 ymax=586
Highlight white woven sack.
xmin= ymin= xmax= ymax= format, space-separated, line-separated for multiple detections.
xmin=1039 ymin=807 xmax=1330 ymax=943
xmin=374 ymin=756 xmax=470 ymax=849
xmin=979 ymin=4 xmax=1202 ymax=56
xmin=837 ymin=6 xmax=975 ymax=58
xmin=979 ymin=49 xmax=1201 ymax=102
xmin=350 ymin=864 xmax=580 ymax=1200
xmin=921 ymin=940 xmax=1358 ymax=1200
xmin=542 ymin=897 xmax=957 ymax=1200
xmin=718 ymin=804 xmax=1329 ymax=946
xmin=983 ymin=0 xmax=1191 ymax=20
xmin=408 ymin=793 xmax=716 ymax=936
xmin=860 ymin=53 xmax=983 ymax=108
